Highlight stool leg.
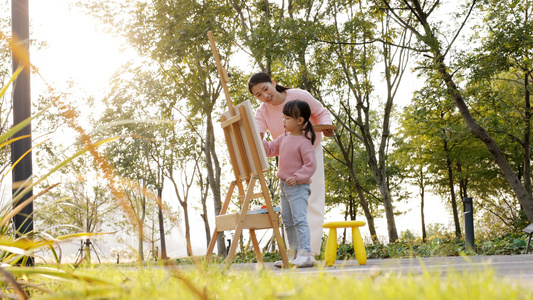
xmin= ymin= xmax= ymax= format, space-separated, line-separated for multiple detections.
xmin=324 ymin=228 xmax=337 ymax=266
xmin=352 ymin=226 xmax=367 ymax=265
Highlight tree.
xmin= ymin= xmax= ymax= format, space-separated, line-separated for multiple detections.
xmin=36 ymin=158 xmax=115 ymax=263
xmin=80 ymin=0 xmax=240 ymax=256
xmin=97 ymin=63 xmax=179 ymax=260
xmin=394 ymin=106 xmax=431 ymax=241
xmin=324 ymin=127 xmax=381 ymax=244
xmin=397 ymin=85 xmax=471 ymax=239
xmin=310 ymin=1 xmax=413 ymax=243
xmin=464 ymin=0 xmax=533 ymax=196
xmin=164 ymin=122 xmax=201 ymax=256
xmin=377 ymin=0 xmax=533 ymax=222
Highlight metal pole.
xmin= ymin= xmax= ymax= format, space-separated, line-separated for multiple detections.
xmin=11 ymin=0 xmax=34 ymax=266
xmin=463 ymin=197 xmax=475 ymax=252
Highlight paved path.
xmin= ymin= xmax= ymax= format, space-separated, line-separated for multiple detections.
xmin=229 ymin=255 xmax=533 ymax=288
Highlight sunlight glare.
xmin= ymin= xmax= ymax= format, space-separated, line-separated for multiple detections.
xmin=30 ymin=0 xmax=130 ymax=96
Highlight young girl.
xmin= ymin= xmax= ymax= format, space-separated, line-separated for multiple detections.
xmin=262 ymin=100 xmax=317 ymax=268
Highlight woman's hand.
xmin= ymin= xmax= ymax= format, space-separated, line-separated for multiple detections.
xmin=323 ymin=129 xmax=334 ymax=137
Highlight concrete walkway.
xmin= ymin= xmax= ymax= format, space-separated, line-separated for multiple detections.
xmin=229 ymin=254 xmax=533 ymax=288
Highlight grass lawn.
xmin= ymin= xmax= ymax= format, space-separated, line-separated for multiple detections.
xmin=4 ymin=262 xmax=531 ymax=299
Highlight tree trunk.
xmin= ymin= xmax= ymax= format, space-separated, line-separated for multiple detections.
xmin=157 ymin=187 xmax=167 ymax=259
xmin=359 ymin=114 xmax=398 ymax=243
xmin=204 ymin=113 xmax=225 ymax=256
xmin=354 ymin=183 xmax=378 ymax=244
xmin=182 ymin=204 xmax=192 ymax=256
xmin=200 ymin=182 xmax=211 ymax=248
xmin=420 ymin=173 xmax=427 ymax=242
xmin=138 ymin=222 xmax=144 ymax=261
xmin=524 ymin=71 xmax=531 ymax=197
xmin=377 ymin=178 xmax=399 ymax=242
xmin=445 ymin=150 xmax=461 ymax=238
xmin=436 ymin=55 xmax=533 ymax=222
xmin=334 ymin=133 xmax=379 ymax=243
xmin=342 ymin=205 xmax=348 ymax=244
xmin=362 ymin=113 xmax=399 ymax=243
xmin=457 ymin=163 xmax=468 ymax=200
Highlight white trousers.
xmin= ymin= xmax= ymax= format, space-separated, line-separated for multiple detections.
xmin=307 ymin=145 xmax=325 ymax=254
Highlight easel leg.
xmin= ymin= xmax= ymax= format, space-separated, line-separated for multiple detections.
xmin=272 ymin=221 xmax=289 ymax=268
xmin=205 ymin=231 xmax=220 ymax=263
xmin=225 ymin=176 xmax=257 ymax=269
xmin=258 ymin=176 xmax=289 ymax=268
xmin=206 ymin=181 xmax=237 ymax=265
xmin=250 ymin=229 xmax=263 ymax=268
xmin=225 ymin=231 xmax=240 ymax=269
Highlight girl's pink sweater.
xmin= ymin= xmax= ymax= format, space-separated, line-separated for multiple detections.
xmin=262 ymin=133 xmax=317 ymax=184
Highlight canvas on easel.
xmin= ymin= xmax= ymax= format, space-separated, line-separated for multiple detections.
xmin=205 ymin=31 xmax=289 ymax=269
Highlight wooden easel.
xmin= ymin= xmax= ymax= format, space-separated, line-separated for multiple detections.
xmin=205 ymin=31 xmax=289 ymax=269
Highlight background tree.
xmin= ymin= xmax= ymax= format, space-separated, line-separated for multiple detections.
xmin=377 ymin=0 xmax=533 ymax=222
xmin=324 ymin=130 xmax=381 ymax=244
xmin=81 ymin=0 xmax=239 ymax=256
xmin=323 ymin=101 xmax=381 ymax=244
xmin=460 ymin=0 xmax=533 ymax=229
xmin=36 ymin=158 xmax=115 ymax=263
xmin=312 ymin=1 xmax=413 ymax=242
xmin=398 ymin=84 xmax=470 ymax=238
xmin=97 ymin=63 xmax=178 ymax=260
xmin=164 ymin=122 xmax=201 ymax=256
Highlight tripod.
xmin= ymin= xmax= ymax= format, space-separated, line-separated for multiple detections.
xmin=74 ymin=238 xmax=102 ymax=264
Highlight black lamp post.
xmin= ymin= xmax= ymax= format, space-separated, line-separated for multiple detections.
xmin=463 ymin=197 xmax=475 ymax=252
xmin=11 ymin=0 xmax=34 ymax=266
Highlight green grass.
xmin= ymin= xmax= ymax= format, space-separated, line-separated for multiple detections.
xmin=7 ymin=264 xmax=529 ymax=299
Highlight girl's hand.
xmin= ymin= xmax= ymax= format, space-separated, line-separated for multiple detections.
xmin=323 ymin=129 xmax=334 ymax=137
xmin=286 ymin=177 xmax=297 ymax=186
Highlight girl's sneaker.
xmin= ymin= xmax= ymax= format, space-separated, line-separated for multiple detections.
xmin=290 ymin=249 xmax=315 ymax=268
xmin=274 ymin=249 xmax=296 ymax=268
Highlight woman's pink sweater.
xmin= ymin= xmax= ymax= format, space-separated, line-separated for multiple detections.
xmin=255 ymin=89 xmax=332 ymax=145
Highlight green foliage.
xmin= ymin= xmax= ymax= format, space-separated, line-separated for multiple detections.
xmin=231 ymin=250 xmax=282 ymax=264
xmin=333 ymin=232 xmax=533 ymax=261
xmin=222 ymin=227 xmax=533 ymax=263
xmin=477 ymin=233 xmax=528 ymax=255
xmin=400 ymin=229 xmax=417 ymax=242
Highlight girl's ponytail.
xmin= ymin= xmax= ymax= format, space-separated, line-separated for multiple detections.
xmin=303 ymin=118 xmax=316 ymax=145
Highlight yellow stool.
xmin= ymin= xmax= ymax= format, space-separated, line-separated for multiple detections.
xmin=322 ymin=221 xmax=367 ymax=266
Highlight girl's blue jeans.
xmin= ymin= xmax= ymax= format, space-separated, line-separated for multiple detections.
xmin=280 ymin=180 xmax=311 ymax=252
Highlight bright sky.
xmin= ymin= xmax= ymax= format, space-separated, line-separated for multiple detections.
xmin=30 ymin=0 xmax=131 ymax=96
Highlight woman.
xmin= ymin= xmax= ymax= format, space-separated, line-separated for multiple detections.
xmin=248 ymin=72 xmax=333 ymax=261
